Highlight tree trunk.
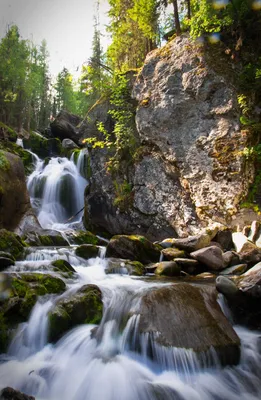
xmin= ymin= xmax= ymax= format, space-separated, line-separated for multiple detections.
xmin=172 ymin=0 xmax=181 ymax=35
xmin=186 ymin=0 xmax=191 ymax=19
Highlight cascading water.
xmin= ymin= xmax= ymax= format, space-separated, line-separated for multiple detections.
xmin=27 ymin=149 xmax=89 ymax=230
xmin=1 ymin=149 xmax=261 ymax=399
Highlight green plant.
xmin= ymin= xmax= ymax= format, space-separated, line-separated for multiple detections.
xmin=113 ymin=180 xmax=133 ymax=211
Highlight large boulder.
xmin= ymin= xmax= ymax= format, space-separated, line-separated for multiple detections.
xmin=48 ymin=284 xmax=103 ymax=342
xmin=0 ymin=229 xmax=24 ymax=260
xmin=191 ymin=246 xmax=225 ymax=271
xmin=23 ymin=131 xmax=61 ymax=158
xmin=137 ymin=284 xmax=240 ymax=366
xmin=0 ymin=152 xmax=31 ymax=231
xmin=106 ymin=235 xmax=161 ymax=264
xmin=50 ymin=110 xmax=82 ymax=144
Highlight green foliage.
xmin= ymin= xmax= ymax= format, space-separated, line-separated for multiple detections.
xmin=54 ymin=68 xmax=78 ymax=114
xmin=113 ymin=180 xmax=133 ymax=211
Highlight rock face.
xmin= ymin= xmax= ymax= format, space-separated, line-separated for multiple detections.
xmin=0 ymin=151 xmax=31 ymax=231
xmin=84 ymin=35 xmax=252 ymax=241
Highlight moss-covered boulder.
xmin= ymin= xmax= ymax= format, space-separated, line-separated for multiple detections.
xmin=138 ymin=284 xmax=240 ymax=366
xmin=0 ymin=152 xmax=31 ymax=231
xmin=0 ymin=139 xmax=34 ymax=175
xmin=66 ymin=230 xmax=99 ymax=245
xmin=48 ymin=284 xmax=103 ymax=342
xmin=106 ymin=258 xmax=145 ymax=276
xmin=51 ymin=259 xmax=76 ymax=278
xmin=161 ymin=248 xmax=186 ymax=260
xmin=75 ymin=244 xmax=99 ymax=259
xmin=23 ymin=230 xmax=68 ymax=247
xmin=23 ymin=131 xmax=61 ymax=158
xmin=0 ymin=273 xmax=66 ymax=352
xmin=0 ymin=229 xmax=25 ymax=259
xmin=106 ymin=235 xmax=161 ymax=264
xmin=0 ymin=122 xmax=18 ymax=142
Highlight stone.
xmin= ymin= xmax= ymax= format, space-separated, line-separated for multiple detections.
xmin=48 ymin=284 xmax=103 ymax=342
xmin=154 ymin=261 xmax=181 ymax=276
xmin=170 ymin=234 xmax=211 ymax=253
xmin=212 ymin=229 xmax=233 ymax=251
xmin=0 ymin=387 xmax=35 ymax=400
xmin=138 ymin=284 xmax=240 ymax=366
xmin=223 ymin=251 xmax=240 ymax=267
xmin=65 ymin=230 xmax=99 ymax=245
xmin=23 ymin=131 xmax=61 ymax=158
xmin=62 ymin=138 xmax=79 ymax=150
xmin=75 ymin=244 xmax=100 ymax=259
xmin=216 ymin=276 xmax=239 ymax=297
xmin=0 ymin=230 xmax=24 ymax=260
xmin=237 ymin=263 xmax=261 ymax=296
xmin=106 ymin=235 xmax=161 ymax=264
xmin=191 ymin=246 xmax=225 ymax=271
xmin=220 ymin=264 xmax=247 ymax=276
xmin=161 ymin=247 xmax=186 ymax=260
xmin=0 ymin=257 xmax=14 ymax=271
xmin=174 ymin=258 xmax=200 ymax=275
xmin=51 ymin=259 xmax=76 ymax=278
xmin=238 ymin=241 xmax=261 ymax=265
xmin=50 ymin=110 xmax=82 ymax=144
xmin=23 ymin=229 xmax=68 ymax=247
xmin=105 ymin=258 xmax=145 ymax=276
xmin=0 ymin=152 xmax=31 ymax=231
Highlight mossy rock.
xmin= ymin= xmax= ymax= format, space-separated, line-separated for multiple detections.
xmin=51 ymin=259 xmax=76 ymax=278
xmin=106 ymin=258 xmax=145 ymax=276
xmin=154 ymin=261 xmax=181 ymax=277
xmin=0 ymin=230 xmax=24 ymax=260
xmin=66 ymin=230 xmax=99 ymax=245
xmin=0 ymin=273 xmax=66 ymax=351
xmin=106 ymin=235 xmax=161 ymax=264
xmin=48 ymin=284 xmax=103 ymax=342
xmin=0 ymin=122 xmax=18 ymax=142
xmin=24 ymin=231 xmax=68 ymax=247
xmin=75 ymin=244 xmax=99 ymax=259
xmin=0 ymin=140 xmax=34 ymax=175
xmin=23 ymin=131 xmax=62 ymax=158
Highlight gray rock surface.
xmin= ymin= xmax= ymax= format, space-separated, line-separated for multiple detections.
xmin=191 ymin=245 xmax=225 ymax=270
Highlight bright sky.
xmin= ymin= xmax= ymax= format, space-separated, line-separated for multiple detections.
xmin=0 ymin=0 xmax=110 ymax=77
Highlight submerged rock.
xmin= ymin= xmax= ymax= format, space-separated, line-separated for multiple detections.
xmin=106 ymin=235 xmax=161 ymax=264
xmin=138 ymin=283 xmax=240 ymax=366
xmin=48 ymin=284 xmax=103 ymax=342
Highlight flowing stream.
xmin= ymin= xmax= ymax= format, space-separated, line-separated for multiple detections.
xmin=0 ymin=151 xmax=261 ymax=399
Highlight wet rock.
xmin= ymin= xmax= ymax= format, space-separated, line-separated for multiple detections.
xmin=51 ymin=259 xmax=76 ymax=278
xmin=48 ymin=284 xmax=103 ymax=342
xmin=174 ymin=258 xmax=199 ymax=275
xmin=220 ymin=264 xmax=247 ymax=276
xmin=213 ymin=229 xmax=233 ymax=251
xmin=65 ymin=230 xmax=99 ymax=245
xmin=154 ymin=261 xmax=181 ymax=277
xmin=0 ymin=273 xmax=66 ymax=352
xmin=237 ymin=263 xmax=261 ymax=296
xmin=0 ymin=230 xmax=24 ymax=260
xmin=161 ymin=248 xmax=186 ymax=260
xmin=75 ymin=244 xmax=99 ymax=259
xmin=216 ymin=276 xmax=239 ymax=297
xmin=106 ymin=258 xmax=145 ymax=276
xmin=138 ymin=284 xmax=240 ymax=366
xmin=238 ymin=241 xmax=261 ymax=266
xmin=0 ymin=152 xmax=31 ymax=231
xmin=191 ymin=246 xmax=225 ymax=271
xmin=0 ymin=387 xmax=35 ymax=400
xmin=23 ymin=230 xmax=68 ymax=247
xmin=23 ymin=131 xmax=61 ymax=158
xmin=223 ymin=251 xmax=240 ymax=267
xmin=106 ymin=235 xmax=161 ymax=264
xmin=170 ymin=234 xmax=211 ymax=253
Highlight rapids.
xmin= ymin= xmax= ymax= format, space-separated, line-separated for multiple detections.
xmin=0 ymin=150 xmax=261 ymax=400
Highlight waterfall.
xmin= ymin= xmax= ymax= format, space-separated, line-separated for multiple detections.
xmin=27 ymin=150 xmax=88 ymax=230
xmin=1 ymin=147 xmax=261 ymax=400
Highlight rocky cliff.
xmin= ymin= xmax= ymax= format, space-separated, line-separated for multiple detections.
xmin=84 ymin=35 xmax=254 ymax=240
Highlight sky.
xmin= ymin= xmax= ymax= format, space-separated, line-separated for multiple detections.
xmin=0 ymin=0 xmax=110 ymax=77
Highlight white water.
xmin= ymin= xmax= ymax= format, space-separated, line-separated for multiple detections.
xmin=1 ymin=151 xmax=261 ymax=399
xmin=27 ymin=150 xmax=88 ymax=230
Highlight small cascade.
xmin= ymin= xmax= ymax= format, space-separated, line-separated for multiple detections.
xmin=27 ymin=151 xmax=88 ymax=230
xmin=8 ymin=300 xmax=53 ymax=360
xmin=16 ymin=138 xmax=24 ymax=147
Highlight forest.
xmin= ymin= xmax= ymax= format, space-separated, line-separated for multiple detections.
xmin=1 ymin=0 xmax=261 ymax=135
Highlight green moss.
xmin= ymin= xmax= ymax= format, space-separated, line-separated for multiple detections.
xmin=52 ymin=259 xmax=75 ymax=277
xmin=75 ymin=244 xmax=99 ymax=259
xmin=0 ymin=151 xmax=10 ymax=171
xmin=0 ymin=229 xmax=24 ymax=259
xmin=0 ymin=312 xmax=9 ymax=353
xmin=22 ymin=273 xmax=66 ymax=294
xmin=0 ymin=122 xmax=17 ymax=142
xmin=68 ymin=230 xmax=98 ymax=245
